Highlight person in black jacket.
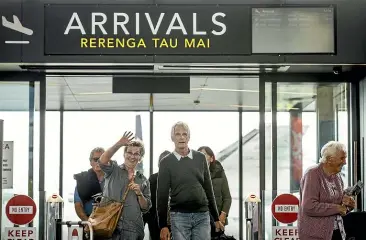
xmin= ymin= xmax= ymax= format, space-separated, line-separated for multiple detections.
xmin=198 ymin=146 xmax=232 ymax=238
xmin=73 ymin=147 xmax=105 ymax=221
xmin=198 ymin=146 xmax=232 ymax=225
xmin=143 ymin=150 xmax=171 ymax=240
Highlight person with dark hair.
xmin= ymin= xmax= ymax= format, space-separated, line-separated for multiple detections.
xmin=143 ymin=150 xmax=171 ymax=240
xmin=74 ymin=147 xmax=106 ymax=221
xmin=198 ymin=146 xmax=232 ymax=237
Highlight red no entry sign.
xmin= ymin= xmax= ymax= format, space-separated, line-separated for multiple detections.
xmin=271 ymin=193 xmax=299 ymax=224
xmin=6 ymin=195 xmax=37 ymax=225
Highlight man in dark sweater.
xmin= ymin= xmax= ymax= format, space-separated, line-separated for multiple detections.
xmin=157 ymin=122 xmax=224 ymax=240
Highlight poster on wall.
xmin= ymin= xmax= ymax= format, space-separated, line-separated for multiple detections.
xmin=2 ymin=141 xmax=14 ymax=189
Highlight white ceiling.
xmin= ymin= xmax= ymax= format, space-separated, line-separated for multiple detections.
xmin=0 ymin=76 xmax=346 ymax=111
xmin=40 ymin=76 xmax=263 ymax=111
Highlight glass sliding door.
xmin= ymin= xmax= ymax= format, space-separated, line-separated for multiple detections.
xmin=273 ymin=82 xmax=350 ymax=192
xmin=0 ymin=79 xmax=36 ymax=236
xmin=259 ymin=74 xmax=352 ymax=239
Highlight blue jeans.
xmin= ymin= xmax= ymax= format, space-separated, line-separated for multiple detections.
xmin=170 ymin=211 xmax=210 ymax=240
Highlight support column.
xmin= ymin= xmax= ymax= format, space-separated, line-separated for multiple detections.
xmin=39 ymin=75 xmax=46 ymax=240
xmin=317 ymin=86 xmax=335 ymax=160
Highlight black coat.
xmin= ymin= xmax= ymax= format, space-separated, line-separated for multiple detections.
xmin=143 ymin=173 xmax=160 ymax=240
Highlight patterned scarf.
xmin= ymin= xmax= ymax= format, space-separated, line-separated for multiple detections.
xmin=325 ymin=178 xmax=346 ymax=240
xmin=336 ymin=215 xmax=346 ymax=240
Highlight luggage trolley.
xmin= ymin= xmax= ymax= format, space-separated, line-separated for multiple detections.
xmin=46 ymin=193 xmax=94 ymax=240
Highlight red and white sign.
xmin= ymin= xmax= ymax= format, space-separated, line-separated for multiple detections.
xmin=272 ymin=226 xmax=299 ymax=240
xmin=271 ymin=194 xmax=299 ymax=224
xmin=6 ymin=195 xmax=37 ymax=225
xmin=68 ymin=226 xmax=83 ymax=240
xmin=5 ymin=227 xmax=37 ymax=240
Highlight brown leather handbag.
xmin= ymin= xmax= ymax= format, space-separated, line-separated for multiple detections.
xmin=86 ymin=186 xmax=130 ymax=238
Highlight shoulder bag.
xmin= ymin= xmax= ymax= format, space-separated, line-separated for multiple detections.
xmin=86 ymin=184 xmax=130 ymax=238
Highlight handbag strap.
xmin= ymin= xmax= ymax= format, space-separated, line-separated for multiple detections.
xmin=99 ymin=178 xmax=132 ymax=204
xmin=120 ymin=180 xmax=130 ymax=204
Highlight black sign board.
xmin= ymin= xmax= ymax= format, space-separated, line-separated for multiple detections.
xmin=113 ymin=76 xmax=190 ymax=93
xmin=252 ymin=7 xmax=335 ymax=54
xmin=44 ymin=5 xmax=251 ymax=55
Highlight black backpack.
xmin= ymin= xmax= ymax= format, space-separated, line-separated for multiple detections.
xmin=212 ymin=231 xmax=237 ymax=240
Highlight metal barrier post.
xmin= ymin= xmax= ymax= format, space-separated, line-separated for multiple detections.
xmin=46 ymin=194 xmax=64 ymax=240
xmin=244 ymin=194 xmax=261 ymax=240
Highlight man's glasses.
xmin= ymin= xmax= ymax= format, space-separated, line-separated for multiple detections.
xmin=91 ymin=157 xmax=99 ymax=162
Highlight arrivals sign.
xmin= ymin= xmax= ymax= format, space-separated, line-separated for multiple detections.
xmin=44 ymin=5 xmax=251 ymax=55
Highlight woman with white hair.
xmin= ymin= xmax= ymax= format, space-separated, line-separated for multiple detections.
xmin=298 ymin=141 xmax=355 ymax=240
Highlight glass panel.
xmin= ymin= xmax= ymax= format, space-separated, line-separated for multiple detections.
xmin=262 ymin=82 xmax=273 ymax=240
xmin=34 ymin=80 xmax=61 ymax=205
xmin=0 ymin=81 xmax=33 ymax=236
xmin=276 ymin=82 xmax=349 ymax=190
xmin=240 ymin=111 xmax=261 ymax=238
xmin=153 ymin=112 xmax=239 ymax=238
xmin=62 ymin=112 xmax=150 ymax=236
xmin=33 ymin=111 xmax=60 ymax=236
xmin=262 ymin=82 xmax=350 ymax=239
xmin=334 ymin=84 xmax=349 ymax=187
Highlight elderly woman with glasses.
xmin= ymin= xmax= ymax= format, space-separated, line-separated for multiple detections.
xmin=298 ymin=141 xmax=355 ymax=240
xmin=98 ymin=132 xmax=152 ymax=240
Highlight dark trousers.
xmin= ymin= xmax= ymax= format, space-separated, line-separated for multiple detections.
xmin=331 ymin=230 xmax=343 ymax=240
xmin=147 ymin=218 xmax=161 ymax=240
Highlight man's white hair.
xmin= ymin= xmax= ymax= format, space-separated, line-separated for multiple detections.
xmin=171 ymin=121 xmax=190 ymax=140
xmin=320 ymin=141 xmax=347 ymax=163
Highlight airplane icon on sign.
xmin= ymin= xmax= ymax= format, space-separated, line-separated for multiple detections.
xmin=2 ymin=15 xmax=33 ymax=44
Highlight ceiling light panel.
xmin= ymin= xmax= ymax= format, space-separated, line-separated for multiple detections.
xmin=64 ymin=76 xmax=112 ymax=85
xmin=74 ymin=93 xmax=150 ymax=102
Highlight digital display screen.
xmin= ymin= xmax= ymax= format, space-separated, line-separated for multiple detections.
xmin=252 ymin=7 xmax=335 ymax=54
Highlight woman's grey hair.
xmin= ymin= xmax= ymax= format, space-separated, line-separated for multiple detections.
xmin=320 ymin=141 xmax=346 ymax=163
xmin=171 ymin=121 xmax=190 ymax=140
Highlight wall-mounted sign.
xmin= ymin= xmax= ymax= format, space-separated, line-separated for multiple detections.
xmin=271 ymin=193 xmax=299 ymax=224
xmin=252 ymin=7 xmax=335 ymax=54
xmin=44 ymin=5 xmax=251 ymax=55
xmin=272 ymin=226 xmax=298 ymax=240
xmin=0 ymin=3 xmax=23 ymax=63
xmin=2 ymin=141 xmax=14 ymax=189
